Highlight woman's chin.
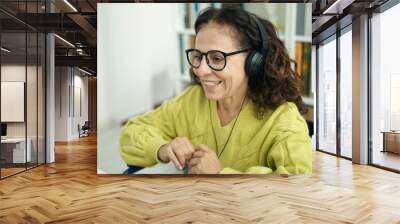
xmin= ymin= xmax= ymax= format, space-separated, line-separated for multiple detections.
xmin=202 ymin=84 xmax=224 ymax=100
xmin=204 ymin=92 xmax=223 ymax=101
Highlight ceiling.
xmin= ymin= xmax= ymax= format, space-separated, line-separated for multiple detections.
xmin=0 ymin=0 xmax=395 ymax=75
xmin=0 ymin=0 xmax=99 ymax=74
xmin=310 ymin=0 xmax=390 ymax=43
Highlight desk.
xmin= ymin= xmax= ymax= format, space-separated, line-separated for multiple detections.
xmin=1 ymin=138 xmax=32 ymax=163
xmin=134 ymin=162 xmax=184 ymax=174
xmin=381 ymin=131 xmax=400 ymax=154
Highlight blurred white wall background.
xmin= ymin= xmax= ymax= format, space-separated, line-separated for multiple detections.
xmin=97 ymin=3 xmax=179 ymax=173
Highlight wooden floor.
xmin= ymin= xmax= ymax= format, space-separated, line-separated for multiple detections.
xmin=373 ymin=151 xmax=400 ymax=171
xmin=1 ymin=135 xmax=400 ymax=223
xmin=1 ymin=163 xmax=45 ymax=178
xmin=1 ymin=167 xmax=25 ymax=178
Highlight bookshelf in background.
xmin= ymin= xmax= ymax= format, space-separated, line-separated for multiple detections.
xmin=176 ymin=3 xmax=222 ymax=94
xmin=243 ymin=3 xmax=313 ymax=107
xmin=293 ymin=4 xmax=313 ymax=108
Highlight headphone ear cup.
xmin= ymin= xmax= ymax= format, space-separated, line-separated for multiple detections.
xmin=245 ymin=50 xmax=265 ymax=87
xmin=245 ymin=50 xmax=256 ymax=78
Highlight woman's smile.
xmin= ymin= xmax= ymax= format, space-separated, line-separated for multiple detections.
xmin=200 ymin=79 xmax=224 ymax=92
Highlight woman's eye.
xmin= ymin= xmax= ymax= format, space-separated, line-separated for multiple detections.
xmin=211 ymin=57 xmax=223 ymax=62
xmin=192 ymin=55 xmax=201 ymax=61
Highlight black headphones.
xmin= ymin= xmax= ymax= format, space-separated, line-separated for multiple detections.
xmin=244 ymin=14 xmax=268 ymax=88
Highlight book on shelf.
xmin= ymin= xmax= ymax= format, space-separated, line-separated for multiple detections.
xmin=295 ymin=41 xmax=312 ymax=97
xmin=295 ymin=42 xmax=303 ymax=77
xmin=188 ymin=34 xmax=195 ymax=49
xmin=183 ymin=3 xmax=221 ymax=30
xmin=302 ymin=42 xmax=311 ymax=97
xmin=178 ymin=33 xmax=195 ymax=72
xmin=184 ymin=4 xmax=191 ymax=29
xmin=178 ymin=34 xmax=184 ymax=74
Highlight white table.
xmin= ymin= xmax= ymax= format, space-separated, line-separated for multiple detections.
xmin=1 ymin=138 xmax=32 ymax=163
xmin=134 ymin=162 xmax=185 ymax=174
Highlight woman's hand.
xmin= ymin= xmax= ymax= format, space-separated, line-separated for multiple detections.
xmin=188 ymin=144 xmax=223 ymax=174
xmin=157 ymin=137 xmax=195 ymax=170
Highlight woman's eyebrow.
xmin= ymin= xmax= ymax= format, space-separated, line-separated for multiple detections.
xmin=198 ymin=48 xmax=229 ymax=53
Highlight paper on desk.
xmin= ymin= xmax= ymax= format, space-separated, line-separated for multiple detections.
xmin=134 ymin=162 xmax=184 ymax=174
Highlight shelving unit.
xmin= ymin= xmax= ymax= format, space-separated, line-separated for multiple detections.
xmin=243 ymin=3 xmax=313 ymax=106
xmin=175 ymin=3 xmax=221 ymax=94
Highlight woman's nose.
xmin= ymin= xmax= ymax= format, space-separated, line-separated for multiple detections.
xmin=195 ymin=56 xmax=212 ymax=77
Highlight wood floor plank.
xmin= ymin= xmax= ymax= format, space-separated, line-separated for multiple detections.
xmin=0 ymin=134 xmax=400 ymax=223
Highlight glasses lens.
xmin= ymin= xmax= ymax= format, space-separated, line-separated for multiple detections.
xmin=207 ymin=51 xmax=226 ymax=70
xmin=187 ymin=50 xmax=202 ymax=68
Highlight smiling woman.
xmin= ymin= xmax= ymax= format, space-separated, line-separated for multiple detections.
xmin=119 ymin=6 xmax=312 ymax=174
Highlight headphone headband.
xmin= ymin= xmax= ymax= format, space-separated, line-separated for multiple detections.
xmin=250 ymin=14 xmax=268 ymax=55
xmin=244 ymin=13 xmax=269 ymax=86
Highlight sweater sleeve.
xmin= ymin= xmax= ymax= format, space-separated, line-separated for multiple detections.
xmin=219 ymin=166 xmax=274 ymax=174
xmin=219 ymin=131 xmax=312 ymax=175
xmin=266 ymin=131 xmax=312 ymax=174
xmin=119 ymin=99 xmax=177 ymax=167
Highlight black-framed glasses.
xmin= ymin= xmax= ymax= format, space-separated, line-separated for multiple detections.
xmin=185 ymin=48 xmax=251 ymax=71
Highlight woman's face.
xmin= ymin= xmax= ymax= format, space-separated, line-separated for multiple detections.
xmin=193 ymin=22 xmax=248 ymax=101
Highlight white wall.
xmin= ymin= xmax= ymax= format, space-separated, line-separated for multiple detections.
xmin=98 ymin=3 xmax=179 ymax=173
xmin=1 ymin=67 xmax=26 ymax=134
xmin=1 ymin=65 xmax=40 ymax=138
xmin=55 ymin=67 xmax=68 ymax=141
xmin=1 ymin=82 xmax=25 ymax=122
xmin=72 ymin=73 xmax=89 ymax=138
xmin=55 ymin=67 xmax=89 ymax=141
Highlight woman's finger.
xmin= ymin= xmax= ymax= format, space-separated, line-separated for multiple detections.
xmin=189 ymin=166 xmax=200 ymax=174
xmin=182 ymin=139 xmax=195 ymax=159
xmin=196 ymin=144 xmax=210 ymax=152
xmin=170 ymin=140 xmax=187 ymax=168
xmin=173 ymin=148 xmax=186 ymax=168
xmin=167 ymin=148 xmax=182 ymax=170
xmin=188 ymin=157 xmax=200 ymax=168
xmin=192 ymin=150 xmax=205 ymax=158
xmin=176 ymin=137 xmax=194 ymax=160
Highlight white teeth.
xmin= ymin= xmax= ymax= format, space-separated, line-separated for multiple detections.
xmin=202 ymin=80 xmax=222 ymax=86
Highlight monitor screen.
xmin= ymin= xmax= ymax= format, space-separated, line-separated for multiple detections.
xmin=1 ymin=123 xmax=7 ymax=137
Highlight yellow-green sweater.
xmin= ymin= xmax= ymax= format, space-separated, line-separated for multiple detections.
xmin=120 ymin=85 xmax=312 ymax=174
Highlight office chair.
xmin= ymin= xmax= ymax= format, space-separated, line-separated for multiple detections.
xmin=79 ymin=121 xmax=90 ymax=138
xmin=123 ymin=165 xmax=144 ymax=174
xmin=306 ymin=121 xmax=314 ymax=137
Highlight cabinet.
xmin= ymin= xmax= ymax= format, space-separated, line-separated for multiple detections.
xmin=382 ymin=131 xmax=400 ymax=154
xmin=1 ymin=138 xmax=32 ymax=165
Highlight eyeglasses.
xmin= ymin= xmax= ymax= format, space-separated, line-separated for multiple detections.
xmin=185 ymin=48 xmax=251 ymax=71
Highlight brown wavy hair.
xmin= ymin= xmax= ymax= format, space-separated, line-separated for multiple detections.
xmin=190 ymin=6 xmax=308 ymax=117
